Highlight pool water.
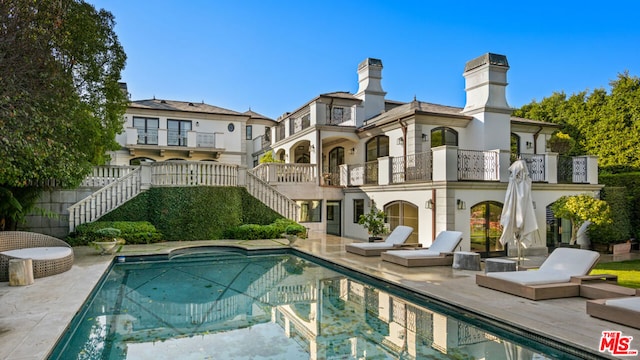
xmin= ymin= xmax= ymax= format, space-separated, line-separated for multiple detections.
xmin=50 ymin=250 xmax=585 ymax=359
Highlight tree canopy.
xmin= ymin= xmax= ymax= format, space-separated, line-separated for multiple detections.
xmin=0 ymin=0 xmax=127 ymax=228
xmin=513 ymin=72 xmax=640 ymax=172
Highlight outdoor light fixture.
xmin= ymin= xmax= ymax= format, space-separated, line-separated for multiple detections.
xmin=349 ymin=148 xmax=356 ymax=155
xmin=421 ymin=133 xmax=428 ymax=142
xmin=310 ymin=144 xmax=315 ymax=152
xmin=456 ymin=199 xmax=466 ymax=210
xmin=426 ymin=199 xmax=434 ymax=209
xmin=397 ymin=137 xmax=404 ymax=145
xmin=526 ymin=141 xmax=533 ymax=149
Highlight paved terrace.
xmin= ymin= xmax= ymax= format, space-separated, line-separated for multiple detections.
xmin=1 ymin=235 xmax=638 ymax=360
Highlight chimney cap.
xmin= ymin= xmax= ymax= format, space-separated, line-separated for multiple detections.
xmin=464 ymin=53 xmax=508 ymax=72
xmin=358 ymin=58 xmax=383 ymax=70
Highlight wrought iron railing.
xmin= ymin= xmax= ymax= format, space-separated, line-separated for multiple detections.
xmin=364 ymin=160 xmax=378 ymax=185
xmin=391 ymin=152 xmax=433 ymax=184
xmin=558 ymin=156 xmax=588 ymax=183
xmin=515 ymin=154 xmax=545 ymax=182
xmin=457 ymin=149 xmax=499 ymax=181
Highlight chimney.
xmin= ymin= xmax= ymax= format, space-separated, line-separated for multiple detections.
xmin=118 ymin=82 xmax=130 ymax=99
xmin=355 ymin=58 xmax=386 ymax=121
xmin=462 ymin=53 xmax=510 ymax=115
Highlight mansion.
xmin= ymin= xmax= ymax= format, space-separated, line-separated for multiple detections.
xmin=93 ymin=53 xmax=601 ymax=257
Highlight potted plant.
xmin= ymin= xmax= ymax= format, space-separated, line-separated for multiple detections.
xmin=358 ymin=207 xmax=389 ymax=242
xmin=91 ymin=227 xmax=125 ymax=255
xmin=283 ymin=223 xmax=308 ymax=245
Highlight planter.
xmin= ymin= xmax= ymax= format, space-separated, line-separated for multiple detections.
xmin=91 ymin=241 xmax=123 ymax=255
xmin=612 ymin=242 xmax=631 ymax=255
xmin=368 ymin=236 xmax=383 ymax=242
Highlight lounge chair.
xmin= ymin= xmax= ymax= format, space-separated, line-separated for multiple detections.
xmin=475 ymin=247 xmax=600 ymax=300
xmin=586 ymin=293 xmax=640 ymax=329
xmin=0 ymin=231 xmax=74 ymax=282
xmin=380 ymin=230 xmax=463 ymax=267
xmin=345 ymin=225 xmax=415 ymax=256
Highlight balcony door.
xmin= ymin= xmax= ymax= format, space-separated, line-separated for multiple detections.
xmin=384 ymin=201 xmax=418 ymax=244
xmin=470 ymin=201 xmax=505 ymax=257
xmin=167 ymin=119 xmax=192 ymax=146
xmin=326 ymin=201 xmax=341 ymax=236
xmin=326 ymin=147 xmax=344 ymax=185
xmin=133 ymin=117 xmax=159 ymax=145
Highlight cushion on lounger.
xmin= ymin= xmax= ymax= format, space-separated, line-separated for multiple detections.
xmin=487 ymin=270 xmax=571 ymax=285
xmin=0 ymin=247 xmax=73 ymax=261
xmin=427 ymin=231 xmax=463 ymax=253
xmin=538 ymin=248 xmax=600 ymax=277
xmin=349 ymin=242 xmax=397 ymax=250
xmin=605 ymin=297 xmax=640 ymax=312
xmin=382 ymin=249 xmax=441 ymax=258
xmin=384 ymin=225 xmax=414 ymax=245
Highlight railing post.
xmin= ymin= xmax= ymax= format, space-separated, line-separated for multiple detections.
xmin=545 ymin=153 xmax=558 ymax=184
xmin=432 ymin=145 xmax=458 ymax=181
xmin=140 ymin=163 xmax=152 ymax=189
xmin=586 ymin=155 xmax=599 ymax=184
xmin=497 ymin=149 xmax=510 ymax=182
xmin=237 ymin=167 xmax=247 ymax=187
xmin=377 ymin=157 xmax=391 ymax=185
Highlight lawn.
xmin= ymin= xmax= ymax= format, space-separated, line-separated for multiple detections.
xmin=590 ymin=259 xmax=640 ymax=289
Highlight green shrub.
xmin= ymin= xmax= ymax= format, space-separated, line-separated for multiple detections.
xmin=285 ymin=223 xmax=307 ymax=238
xmin=589 ymin=186 xmax=631 ymax=246
xmin=222 ymin=218 xmax=306 ymax=240
xmin=599 ymin=172 xmax=640 ymax=239
xmin=67 ymin=221 xmax=162 ymax=246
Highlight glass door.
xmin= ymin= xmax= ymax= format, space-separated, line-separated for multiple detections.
xmin=326 ymin=201 xmax=341 ymax=236
xmin=470 ymin=201 xmax=505 ymax=257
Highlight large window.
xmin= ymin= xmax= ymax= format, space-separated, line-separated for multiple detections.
xmin=430 ymin=127 xmax=458 ymax=147
xmin=366 ymin=136 xmax=389 ymax=162
xmin=384 ymin=201 xmax=418 ymax=243
xmin=511 ymin=133 xmax=520 ymax=162
xmin=246 ymin=125 xmax=252 ymax=140
xmin=353 ymin=199 xmax=364 ymax=223
xmin=133 ymin=117 xmax=159 ymax=145
xmin=167 ymin=119 xmax=192 ymax=146
xmin=297 ymin=200 xmax=321 ymax=222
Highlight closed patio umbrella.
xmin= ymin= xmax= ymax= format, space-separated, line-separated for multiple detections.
xmin=499 ymin=159 xmax=538 ymax=268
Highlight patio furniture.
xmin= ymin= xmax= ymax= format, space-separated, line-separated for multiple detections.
xmin=380 ymin=230 xmax=463 ymax=267
xmin=484 ymin=258 xmax=517 ymax=273
xmin=452 ymin=251 xmax=481 ymax=271
xmin=345 ymin=225 xmax=415 ymax=256
xmin=475 ymin=247 xmax=600 ymax=300
xmin=0 ymin=231 xmax=74 ymax=282
xmin=587 ymin=293 xmax=640 ymax=329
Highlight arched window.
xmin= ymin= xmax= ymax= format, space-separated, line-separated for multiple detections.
xmin=384 ymin=201 xmax=419 ymax=243
xmin=511 ymin=133 xmax=520 ymax=162
xmin=430 ymin=127 xmax=458 ymax=147
xmin=129 ymin=157 xmax=155 ymax=165
xmin=365 ymin=136 xmax=389 ymax=162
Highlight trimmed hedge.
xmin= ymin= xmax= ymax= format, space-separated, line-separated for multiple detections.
xmin=98 ymin=187 xmax=283 ymax=241
xmin=599 ymin=173 xmax=640 ymax=239
xmin=223 ymin=218 xmax=303 ymax=240
xmin=588 ymin=187 xmax=631 ymax=245
xmin=67 ymin=221 xmax=162 ymax=246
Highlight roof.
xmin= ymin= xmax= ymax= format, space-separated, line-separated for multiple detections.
xmin=319 ymin=91 xmax=360 ymax=101
xmin=365 ymin=100 xmax=471 ymax=125
xmin=129 ymin=99 xmax=244 ymax=116
xmin=510 ymin=116 xmax=559 ymax=127
xmin=244 ymin=109 xmax=274 ymax=121
xmin=464 ymin=53 xmax=509 ymax=72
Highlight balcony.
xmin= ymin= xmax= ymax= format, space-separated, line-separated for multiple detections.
xmin=125 ymin=127 xmax=225 ymax=157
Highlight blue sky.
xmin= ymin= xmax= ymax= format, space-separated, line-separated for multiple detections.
xmin=90 ymin=1 xmax=640 ymax=119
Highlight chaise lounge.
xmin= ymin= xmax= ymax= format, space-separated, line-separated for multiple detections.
xmin=345 ymin=225 xmax=415 ymax=256
xmin=0 ymin=231 xmax=74 ymax=282
xmin=380 ymin=230 xmax=463 ymax=267
xmin=586 ymin=293 xmax=640 ymax=329
xmin=475 ymin=247 xmax=600 ymax=300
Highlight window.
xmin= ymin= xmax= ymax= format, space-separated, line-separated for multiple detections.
xmin=510 ymin=133 xmax=520 ymax=162
xmin=353 ymin=199 xmax=364 ymax=223
xmin=297 ymin=200 xmax=321 ymax=222
xmin=366 ymin=135 xmax=389 ymax=162
xmin=246 ymin=125 xmax=253 ymax=140
xmin=133 ymin=117 xmax=159 ymax=145
xmin=167 ymin=119 xmax=192 ymax=146
xmin=430 ymin=127 xmax=458 ymax=147
xmin=264 ymin=127 xmax=271 ymax=142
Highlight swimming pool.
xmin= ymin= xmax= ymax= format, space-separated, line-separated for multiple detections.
xmin=50 ymin=248 xmax=593 ymax=359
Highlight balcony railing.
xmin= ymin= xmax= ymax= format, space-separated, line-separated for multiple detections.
xmin=457 ymin=149 xmax=500 ymax=181
xmin=253 ymin=163 xmax=317 ymax=184
xmin=558 ymin=156 xmax=588 ymax=183
xmin=516 ymin=154 xmax=546 ymax=182
xmin=391 ymin=152 xmax=433 ymax=184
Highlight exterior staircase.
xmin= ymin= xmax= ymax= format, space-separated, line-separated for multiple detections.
xmin=67 ymin=161 xmax=299 ymax=232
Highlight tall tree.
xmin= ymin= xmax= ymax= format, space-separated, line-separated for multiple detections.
xmin=514 ymin=73 xmax=640 ymax=171
xmin=0 ymin=0 xmax=127 ymax=229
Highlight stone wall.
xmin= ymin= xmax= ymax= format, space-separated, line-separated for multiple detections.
xmin=19 ymin=188 xmax=95 ymax=238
